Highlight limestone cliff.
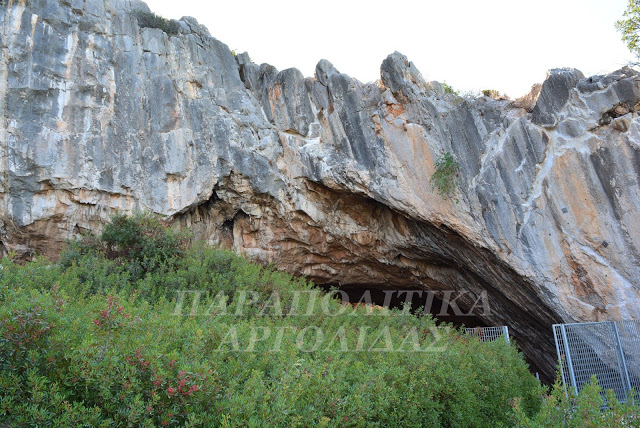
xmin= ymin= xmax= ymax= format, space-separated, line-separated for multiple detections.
xmin=1 ymin=0 xmax=639 ymax=379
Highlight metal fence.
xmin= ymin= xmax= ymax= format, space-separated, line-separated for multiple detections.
xmin=553 ymin=320 xmax=640 ymax=402
xmin=465 ymin=326 xmax=510 ymax=344
xmin=618 ymin=320 xmax=640 ymax=393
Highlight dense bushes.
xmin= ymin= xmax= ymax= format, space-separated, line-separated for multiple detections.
xmin=132 ymin=10 xmax=181 ymax=35
xmin=59 ymin=213 xmax=188 ymax=283
xmin=0 ymin=215 xmax=630 ymax=426
xmin=513 ymin=376 xmax=639 ymax=427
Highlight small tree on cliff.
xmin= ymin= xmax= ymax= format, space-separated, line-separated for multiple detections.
xmin=430 ymin=151 xmax=460 ymax=201
xmin=616 ymin=0 xmax=640 ymax=57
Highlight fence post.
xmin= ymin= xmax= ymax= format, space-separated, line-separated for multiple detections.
xmin=552 ymin=325 xmax=567 ymax=395
xmin=560 ymin=324 xmax=578 ymax=394
xmin=612 ymin=321 xmax=633 ymax=395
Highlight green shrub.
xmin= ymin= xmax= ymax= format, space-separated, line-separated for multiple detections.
xmin=482 ymin=89 xmax=501 ymax=99
xmin=512 ymin=374 xmax=640 ymax=427
xmin=0 ymin=306 xmax=53 ymax=378
xmin=60 ymin=213 xmax=189 ymax=282
xmin=0 ymin=214 xmax=545 ymax=426
xmin=442 ymin=81 xmax=458 ymax=95
xmin=133 ymin=10 xmax=180 ymax=35
xmin=430 ymin=151 xmax=460 ymax=201
xmin=101 ymin=213 xmax=188 ymax=269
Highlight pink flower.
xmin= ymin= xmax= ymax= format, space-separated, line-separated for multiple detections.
xmin=167 ymin=387 xmax=175 ymax=396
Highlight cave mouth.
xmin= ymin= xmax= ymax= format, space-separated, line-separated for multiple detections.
xmin=316 ymin=284 xmax=489 ymax=329
xmin=177 ymin=177 xmax=560 ymax=383
xmin=317 ymin=283 xmax=546 ymax=380
xmin=316 ymin=284 xmax=554 ymax=385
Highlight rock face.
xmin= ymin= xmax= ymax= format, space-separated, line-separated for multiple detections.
xmin=1 ymin=0 xmax=639 ymax=379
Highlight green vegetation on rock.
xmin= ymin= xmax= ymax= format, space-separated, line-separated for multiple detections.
xmin=442 ymin=81 xmax=458 ymax=95
xmin=430 ymin=151 xmax=460 ymax=201
xmin=482 ymin=89 xmax=501 ymax=99
xmin=132 ymin=10 xmax=180 ymax=35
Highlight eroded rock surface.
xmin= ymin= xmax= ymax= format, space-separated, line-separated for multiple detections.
xmin=1 ymin=0 xmax=639 ymax=379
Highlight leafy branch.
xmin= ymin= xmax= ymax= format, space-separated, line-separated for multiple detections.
xmin=616 ymin=0 xmax=640 ymax=58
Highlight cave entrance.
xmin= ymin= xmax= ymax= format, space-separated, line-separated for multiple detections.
xmin=317 ymin=283 xmax=547 ymax=381
xmin=317 ymin=284 xmax=489 ymax=329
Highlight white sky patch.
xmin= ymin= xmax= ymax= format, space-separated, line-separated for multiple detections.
xmin=143 ymin=0 xmax=635 ymax=98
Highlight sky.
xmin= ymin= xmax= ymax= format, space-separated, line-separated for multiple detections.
xmin=143 ymin=0 xmax=635 ymax=98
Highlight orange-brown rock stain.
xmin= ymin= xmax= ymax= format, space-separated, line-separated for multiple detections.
xmin=267 ymin=83 xmax=283 ymax=124
xmin=385 ymin=103 xmax=404 ymax=118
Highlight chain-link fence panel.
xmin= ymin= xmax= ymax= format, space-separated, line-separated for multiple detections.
xmin=553 ymin=320 xmax=638 ymax=402
xmin=465 ymin=326 xmax=509 ymax=343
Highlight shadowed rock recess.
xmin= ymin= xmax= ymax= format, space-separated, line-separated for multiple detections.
xmin=1 ymin=0 xmax=639 ymax=380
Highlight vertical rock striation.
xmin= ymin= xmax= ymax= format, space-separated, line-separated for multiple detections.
xmin=1 ymin=0 xmax=639 ymax=379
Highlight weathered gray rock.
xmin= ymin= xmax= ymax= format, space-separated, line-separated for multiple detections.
xmin=1 ymin=0 xmax=639 ymax=381
xmin=380 ymin=51 xmax=428 ymax=102
xmin=425 ymin=80 xmax=445 ymax=96
xmin=531 ymin=68 xmax=585 ymax=127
